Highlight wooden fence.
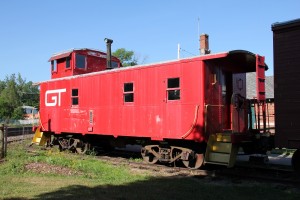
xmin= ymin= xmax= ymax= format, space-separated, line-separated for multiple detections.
xmin=0 ymin=124 xmax=7 ymax=159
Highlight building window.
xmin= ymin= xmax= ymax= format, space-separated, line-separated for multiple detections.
xmin=66 ymin=57 xmax=71 ymax=69
xmin=72 ymin=89 xmax=79 ymax=105
xmin=124 ymin=82 xmax=134 ymax=102
xmin=76 ymin=54 xmax=86 ymax=69
xmin=167 ymin=78 xmax=180 ymax=100
xmin=51 ymin=60 xmax=57 ymax=72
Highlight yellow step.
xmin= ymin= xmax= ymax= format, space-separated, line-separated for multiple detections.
xmin=210 ymin=142 xmax=232 ymax=153
xmin=31 ymin=127 xmax=50 ymax=146
xmin=205 ymin=133 xmax=238 ymax=168
xmin=207 ymin=152 xmax=230 ymax=164
xmin=216 ymin=133 xmax=231 ymax=142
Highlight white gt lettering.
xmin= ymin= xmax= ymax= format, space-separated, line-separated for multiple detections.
xmin=45 ymin=88 xmax=66 ymax=107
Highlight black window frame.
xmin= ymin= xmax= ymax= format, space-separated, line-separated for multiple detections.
xmin=167 ymin=77 xmax=181 ymax=101
xmin=66 ymin=57 xmax=71 ymax=69
xmin=51 ymin=60 xmax=57 ymax=72
xmin=123 ymin=82 xmax=134 ymax=103
xmin=72 ymin=88 xmax=79 ymax=106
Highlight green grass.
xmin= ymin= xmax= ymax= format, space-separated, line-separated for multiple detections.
xmin=0 ymin=140 xmax=299 ymax=200
xmin=0 ymin=141 xmax=149 ymax=199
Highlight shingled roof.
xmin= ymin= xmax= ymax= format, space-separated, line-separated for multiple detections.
xmin=246 ymin=72 xmax=274 ymax=99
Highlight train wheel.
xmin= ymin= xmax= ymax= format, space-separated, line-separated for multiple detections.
xmin=141 ymin=147 xmax=159 ymax=164
xmin=182 ymin=153 xmax=204 ymax=169
xmin=75 ymin=141 xmax=90 ymax=154
xmin=292 ymin=149 xmax=300 ymax=172
xmin=57 ymin=137 xmax=68 ymax=152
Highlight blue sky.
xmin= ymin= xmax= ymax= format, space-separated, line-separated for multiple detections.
xmin=0 ymin=0 xmax=299 ymax=82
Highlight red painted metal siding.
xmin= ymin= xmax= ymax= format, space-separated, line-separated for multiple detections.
xmin=51 ymin=56 xmax=73 ymax=79
xmin=40 ymin=50 xmax=262 ymax=144
xmin=40 ymin=58 xmax=207 ymax=142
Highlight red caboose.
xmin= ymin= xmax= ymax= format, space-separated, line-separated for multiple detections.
xmin=33 ymin=38 xmax=267 ymax=169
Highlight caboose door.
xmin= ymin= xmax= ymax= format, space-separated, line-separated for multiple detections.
xmin=205 ymin=65 xmax=231 ymax=136
xmin=231 ymin=73 xmax=248 ymax=133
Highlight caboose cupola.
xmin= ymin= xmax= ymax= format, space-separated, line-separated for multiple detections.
xmin=49 ymin=47 xmax=121 ymax=79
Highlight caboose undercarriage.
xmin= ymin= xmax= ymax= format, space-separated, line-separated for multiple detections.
xmin=37 ymin=131 xmax=208 ymax=169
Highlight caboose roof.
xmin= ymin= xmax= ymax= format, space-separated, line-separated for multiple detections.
xmin=48 ymin=48 xmax=110 ymax=61
xmin=215 ymin=50 xmax=268 ymax=72
xmin=37 ymin=50 xmax=268 ymax=84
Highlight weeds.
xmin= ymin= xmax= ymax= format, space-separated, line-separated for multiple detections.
xmin=1 ymin=140 xmax=299 ymax=200
xmin=129 ymin=157 xmax=143 ymax=162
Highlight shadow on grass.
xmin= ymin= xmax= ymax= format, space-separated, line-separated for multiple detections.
xmin=4 ymin=176 xmax=300 ymax=200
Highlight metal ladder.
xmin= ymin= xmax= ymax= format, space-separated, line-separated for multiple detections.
xmin=204 ymin=132 xmax=239 ymax=167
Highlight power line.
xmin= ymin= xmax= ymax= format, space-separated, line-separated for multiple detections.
xmin=180 ymin=48 xmax=197 ymax=56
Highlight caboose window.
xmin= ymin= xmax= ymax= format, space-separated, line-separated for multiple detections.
xmin=124 ymin=82 xmax=134 ymax=103
xmin=72 ymin=89 xmax=79 ymax=105
xmin=168 ymin=78 xmax=180 ymax=88
xmin=76 ymin=54 xmax=86 ymax=69
xmin=66 ymin=57 xmax=71 ymax=69
xmin=111 ymin=61 xmax=119 ymax=69
xmin=51 ymin=60 xmax=57 ymax=72
xmin=167 ymin=78 xmax=180 ymax=100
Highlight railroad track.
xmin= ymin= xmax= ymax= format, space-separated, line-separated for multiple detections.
xmin=95 ymin=149 xmax=300 ymax=188
xmin=96 ymin=150 xmax=212 ymax=177
xmin=216 ymin=165 xmax=300 ymax=187
xmin=7 ymin=134 xmax=34 ymax=143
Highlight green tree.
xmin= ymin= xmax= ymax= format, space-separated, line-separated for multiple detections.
xmin=0 ymin=73 xmax=39 ymax=120
xmin=1 ymin=74 xmax=20 ymax=109
xmin=0 ymin=80 xmax=5 ymax=93
xmin=113 ymin=48 xmax=138 ymax=67
xmin=16 ymin=73 xmax=39 ymax=108
xmin=11 ymin=106 xmax=24 ymax=120
xmin=0 ymin=99 xmax=14 ymax=120
xmin=21 ymin=81 xmax=40 ymax=109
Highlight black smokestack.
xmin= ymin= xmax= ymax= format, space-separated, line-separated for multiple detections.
xmin=104 ymin=38 xmax=113 ymax=69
